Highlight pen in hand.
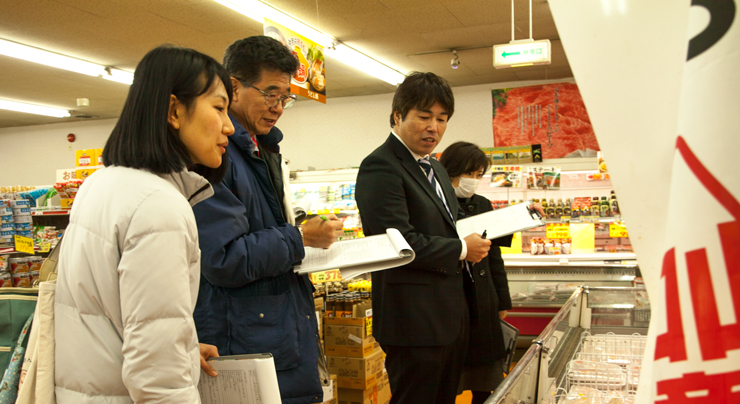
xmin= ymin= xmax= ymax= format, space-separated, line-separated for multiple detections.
xmin=481 ymin=230 xmax=487 ymax=239
xmin=319 ymin=215 xmax=328 ymax=221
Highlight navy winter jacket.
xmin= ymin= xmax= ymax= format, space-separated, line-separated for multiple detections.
xmin=192 ymin=115 xmax=323 ymax=404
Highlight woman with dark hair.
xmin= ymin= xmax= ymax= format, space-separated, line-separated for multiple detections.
xmin=440 ymin=141 xmax=512 ymax=404
xmin=54 ymin=45 xmax=234 ymax=404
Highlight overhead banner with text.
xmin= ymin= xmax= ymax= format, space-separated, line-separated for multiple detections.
xmin=264 ymin=19 xmax=326 ymax=103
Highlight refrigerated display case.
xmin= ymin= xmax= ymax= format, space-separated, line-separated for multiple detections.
xmin=504 ymin=255 xmax=638 ymax=336
xmin=488 ymin=286 xmax=650 ymax=404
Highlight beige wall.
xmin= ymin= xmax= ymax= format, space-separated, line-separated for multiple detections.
xmin=0 ymin=78 xmax=573 ymax=186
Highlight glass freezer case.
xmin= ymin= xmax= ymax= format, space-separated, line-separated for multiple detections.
xmin=488 ymin=286 xmax=650 ymax=404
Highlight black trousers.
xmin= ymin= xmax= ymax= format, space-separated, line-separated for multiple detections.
xmin=380 ymin=312 xmax=469 ymax=404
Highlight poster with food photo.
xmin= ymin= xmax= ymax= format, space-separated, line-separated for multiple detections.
xmin=264 ymin=20 xmax=326 ymax=103
xmin=526 ymin=167 xmax=561 ymax=189
xmin=492 ymin=83 xmax=599 ymax=158
xmin=490 ymin=166 xmax=522 ymax=188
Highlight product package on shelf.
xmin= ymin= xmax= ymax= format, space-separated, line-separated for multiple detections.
xmin=526 ymin=166 xmax=561 ymax=189
xmin=490 ymin=166 xmax=522 ymax=188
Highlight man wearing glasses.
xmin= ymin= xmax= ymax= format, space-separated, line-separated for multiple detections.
xmin=192 ymin=36 xmax=343 ymax=404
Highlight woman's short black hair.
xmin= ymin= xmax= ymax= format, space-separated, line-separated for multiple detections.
xmin=439 ymin=141 xmax=491 ymax=178
xmin=390 ymin=72 xmax=454 ymax=128
xmin=223 ymin=36 xmax=299 ymax=84
xmin=102 ymin=45 xmax=233 ymax=183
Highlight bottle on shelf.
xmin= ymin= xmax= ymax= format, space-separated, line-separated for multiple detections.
xmin=563 ymin=198 xmax=572 ymax=216
xmin=546 ymin=199 xmax=556 ymax=219
xmin=610 ymin=191 xmax=620 ymax=215
xmin=590 ymin=197 xmax=600 ymax=216
xmin=600 ymin=196 xmax=611 ymax=217
xmin=541 ymin=198 xmax=548 ymax=212
xmin=555 ymin=199 xmax=564 ymax=217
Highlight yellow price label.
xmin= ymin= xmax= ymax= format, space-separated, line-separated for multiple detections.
xmin=365 ymin=316 xmax=373 ymax=336
xmin=546 ymin=223 xmax=571 ymax=239
xmin=610 ymin=222 xmax=629 ymax=238
xmin=39 ymin=242 xmax=51 ymax=253
xmin=308 ymin=269 xmax=341 ymax=284
xmin=13 ymin=235 xmax=35 ymax=255
xmin=333 ymin=209 xmax=340 ymax=214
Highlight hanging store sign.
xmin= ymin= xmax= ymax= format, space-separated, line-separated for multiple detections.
xmin=264 ymin=19 xmax=326 ymax=103
xmin=493 ymin=39 xmax=551 ymax=69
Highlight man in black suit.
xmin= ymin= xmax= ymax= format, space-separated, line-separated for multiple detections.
xmin=355 ymin=72 xmax=492 ymax=404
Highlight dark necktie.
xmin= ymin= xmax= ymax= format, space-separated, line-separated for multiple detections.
xmin=418 ymin=157 xmax=454 ymax=222
xmin=418 ymin=157 xmax=474 ymax=281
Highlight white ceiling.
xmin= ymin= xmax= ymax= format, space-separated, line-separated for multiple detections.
xmin=0 ymin=0 xmax=571 ymax=128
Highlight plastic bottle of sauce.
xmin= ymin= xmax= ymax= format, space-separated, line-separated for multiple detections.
xmin=600 ymin=196 xmax=611 ymax=217
xmin=590 ymin=197 xmax=601 ymax=216
xmin=555 ymin=199 xmax=564 ymax=217
xmin=546 ymin=199 xmax=556 ymax=219
xmin=610 ymin=191 xmax=620 ymax=215
xmin=563 ymin=198 xmax=572 ymax=217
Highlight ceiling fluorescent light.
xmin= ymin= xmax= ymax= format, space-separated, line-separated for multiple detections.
xmin=0 ymin=99 xmax=71 ymax=118
xmin=103 ymin=67 xmax=135 ymax=85
xmin=0 ymin=39 xmax=103 ymax=77
xmin=211 ymin=0 xmax=406 ymax=85
xmin=0 ymin=38 xmax=133 ymax=85
xmin=325 ymin=44 xmax=406 ymax=85
xmin=213 ymin=0 xmax=333 ymax=47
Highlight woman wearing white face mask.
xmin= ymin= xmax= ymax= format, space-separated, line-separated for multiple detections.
xmin=440 ymin=141 xmax=513 ymax=404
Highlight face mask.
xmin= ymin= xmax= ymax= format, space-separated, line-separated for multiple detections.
xmin=454 ymin=177 xmax=480 ymax=198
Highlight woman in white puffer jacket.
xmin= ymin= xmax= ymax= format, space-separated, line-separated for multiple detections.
xmin=54 ymin=45 xmax=234 ymax=404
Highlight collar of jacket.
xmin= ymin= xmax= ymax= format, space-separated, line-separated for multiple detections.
xmin=228 ymin=113 xmax=284 ymax=155
xmin=158 ymin=169 xmax=214 ymax=206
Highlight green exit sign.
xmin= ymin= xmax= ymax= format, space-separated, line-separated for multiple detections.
xmin=493 ymin=39 xmax=552 ymax=69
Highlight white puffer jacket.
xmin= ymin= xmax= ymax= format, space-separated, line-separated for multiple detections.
xmin=54 ymin=166 xmax=213 ymax=404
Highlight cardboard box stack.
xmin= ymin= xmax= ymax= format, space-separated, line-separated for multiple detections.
xmin=323 ymin=296 xmax=390 ymax=404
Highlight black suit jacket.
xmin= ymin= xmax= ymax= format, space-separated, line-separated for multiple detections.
xmin=356 ymin=134 xmax=468 ymax=347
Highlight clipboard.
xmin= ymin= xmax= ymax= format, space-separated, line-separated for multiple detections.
xmin=500 ymin=319 xmax=519 ymax=373
xmin=456 ymin=201 xmax=545 ymax=239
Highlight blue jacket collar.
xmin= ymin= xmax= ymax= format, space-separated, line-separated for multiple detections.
xmin=229 ymin=113 xmax=284 ymax=154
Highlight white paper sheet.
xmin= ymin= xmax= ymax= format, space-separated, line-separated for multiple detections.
xmin=198 ymin=354 xmax=281 ymax=404
xmin=294 ymin=228 xmax=414 ymax=279
xmin=456 ymin=201 xmax=545 ymax=239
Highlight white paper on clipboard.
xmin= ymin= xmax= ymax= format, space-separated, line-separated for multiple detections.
xmin=294 ymin=228 xmax=415 ymax=280
xmin=456 ymin=201 xmax=545 ymax=239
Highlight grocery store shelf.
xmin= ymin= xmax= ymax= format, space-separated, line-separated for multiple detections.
xmin=31 ymin=210 xmax=70 ymax=216
xmin=0 ymin=245 xmax=42 ymax=254
xmin=307 ymin=209 xmax=358 ymax=216
xmin=504 ymin=252 xmax=637 ymax=266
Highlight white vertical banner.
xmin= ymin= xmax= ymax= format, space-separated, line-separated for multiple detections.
xmin=651 ymin=1 xmax=740 ymax=401
xmin=549 ymin=0 xmax=739 ymax=402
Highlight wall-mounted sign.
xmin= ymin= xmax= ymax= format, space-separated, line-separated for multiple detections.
xmin=493 ymin=39 xmax=551 ymax=69
xmin=265 ymin=19 xmax=326 ymax=103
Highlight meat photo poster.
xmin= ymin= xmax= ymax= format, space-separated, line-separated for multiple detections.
xmin=491 ymin=83 xmax=599 ymax=159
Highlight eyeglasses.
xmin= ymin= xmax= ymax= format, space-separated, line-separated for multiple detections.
xmin=240 ymin=81 xmax=297 ymax=109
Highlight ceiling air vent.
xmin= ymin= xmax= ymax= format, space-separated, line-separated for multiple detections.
xmin=71 ymin=114 xmax=98 ymax=119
